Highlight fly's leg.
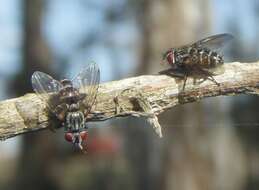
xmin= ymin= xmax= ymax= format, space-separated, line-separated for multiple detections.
xmin=208 ymin=75 xmax=220 ymax=86
xmin=204 ymin=71 xmax=220 ymax=86
xmin=48 ymin=110 xmax=66 ymax=132
xmin=159 ymin=67 xmax=189 ymax=92
xmin=182 ymin=73 xmax=188 ymax=91
xmin=195 ymin=66 xmax=220 ymax=86
xmin=179 ymin=65 xmax=191 ymax=91
xmin=48 ymin=123 xmax=57 ymax=132
xmin=83 ymin=122 xmax=89 ymax=130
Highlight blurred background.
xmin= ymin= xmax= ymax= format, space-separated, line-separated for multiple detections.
xmin=0 ymin=0 xmax=258 ymax=189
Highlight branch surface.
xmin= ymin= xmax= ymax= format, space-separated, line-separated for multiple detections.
xmin=1 ymin=61 xmax=259 ymax=140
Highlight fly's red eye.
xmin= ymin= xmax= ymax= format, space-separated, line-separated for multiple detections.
xmin=166 ymin=52 xmax=175 ymax=64
xmin=80 ymin=131 xmax=88 ymax=141
xmin=65 ymin=133 xmax=73 ymax=142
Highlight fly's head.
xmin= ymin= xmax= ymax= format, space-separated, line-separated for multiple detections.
xmin=64 ymin=111 xmax=87 ymax=150
xmin=163 ymin=48 xmax=177 ymax=67
xmin=64 ymin=131 xmax=88 ymax=150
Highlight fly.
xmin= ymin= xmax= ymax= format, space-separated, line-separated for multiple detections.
xmin=31 ymin=62 xmax=100 ymax=150
xmin=162 ymin=33 xmax=234 ymax=90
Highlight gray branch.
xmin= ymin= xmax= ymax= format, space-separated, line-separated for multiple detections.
xmin=0 ymin=61 xmax=259 ymax=140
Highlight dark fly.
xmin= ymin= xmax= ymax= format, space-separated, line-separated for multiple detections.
xmin=31 ymin=62 xmax=100 ymax=150
xmin=162 ymin=33 xmax=234 ymax=89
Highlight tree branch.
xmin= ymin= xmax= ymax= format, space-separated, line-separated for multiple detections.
xmin=1 ymin=61 xmax=259 ymax=140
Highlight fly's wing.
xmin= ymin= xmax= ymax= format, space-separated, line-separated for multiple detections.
xmin=191 ymin=33 xmax=234 ymax=51
xmin=72 ymin=62 xmax=100 ymax=116
xmin=31 ymin=71 xmax=63 ymax=113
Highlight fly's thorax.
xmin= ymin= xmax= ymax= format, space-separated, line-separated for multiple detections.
xmin=52 ymin=79 xmax=87 ymax=121
xmin=173 ymin=48 xmax=189 ymax=67
xmin=59 ymin=80 xmax=81 ymax=104
xmin=59 ymin=89 xmax=80 ymax=102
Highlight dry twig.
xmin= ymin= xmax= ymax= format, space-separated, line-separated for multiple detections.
xmin=0 ymin=61 xmax=259 ymax=140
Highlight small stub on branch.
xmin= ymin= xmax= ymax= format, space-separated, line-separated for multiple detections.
xmin=114 ymin=88 xmax=163 ymax=137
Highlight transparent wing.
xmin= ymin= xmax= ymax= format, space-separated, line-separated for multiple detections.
xmin=31 ymin=71 xmax=62 ymax=112
xmin=191 ymin=33 xmax=234 ymax=51
xmin=72 ymin=62 xmax=100 ymax=115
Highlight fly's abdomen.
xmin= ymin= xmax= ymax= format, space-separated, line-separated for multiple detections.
xmin=202 ymin=49 xmax=223 ymax=68
xmin=65 ymin=111 xmax=85 ymax=132
xmin=187 ymin=47 xmax=223 ymax=68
